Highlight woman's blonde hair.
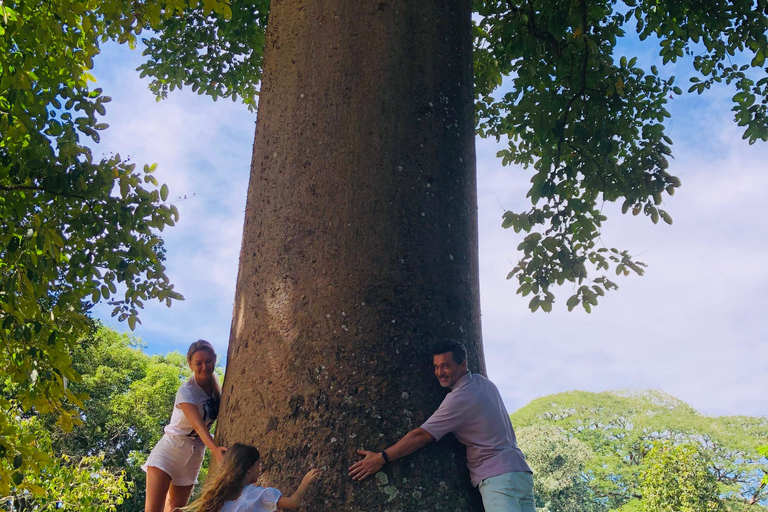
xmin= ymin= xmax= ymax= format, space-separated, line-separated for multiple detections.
xmin=185 ymin=443 xmax=261 ymax=512
xmin=187 ymin=339 xmax=221 ymax=399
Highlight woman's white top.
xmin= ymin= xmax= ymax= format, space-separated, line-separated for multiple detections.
xmin=220 ymin=485 xmax=282 ymax=512
xmin=163 ymin=374 xmax=220 ymax=439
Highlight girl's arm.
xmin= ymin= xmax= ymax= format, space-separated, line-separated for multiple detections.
xmin=178 ymin=403 xmax=226 ymax=464
xmin=276 ymin=469 xmax=322 ymax=510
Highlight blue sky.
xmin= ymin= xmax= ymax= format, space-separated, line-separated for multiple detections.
xmin=90 ymin=36 xmax=767 ymax=418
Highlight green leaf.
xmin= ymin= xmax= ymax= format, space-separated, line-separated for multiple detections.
xmin=542 ymin=237 xmax=559 ymax=253
xmin=7 ymin=236 xmax=20 ymax=253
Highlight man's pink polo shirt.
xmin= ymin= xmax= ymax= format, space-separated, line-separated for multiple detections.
xmin=420 ymin=371 xmax=531 ymax=487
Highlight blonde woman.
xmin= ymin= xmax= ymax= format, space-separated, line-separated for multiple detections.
xmin=143 ymin=340 xmax=227 ymax=512
xmin=186 ymin=443 xmax=322 ymax=512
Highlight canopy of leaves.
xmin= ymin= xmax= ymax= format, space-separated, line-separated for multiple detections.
xmin=0 ymin=0 xmax=231 ymax=492
xmin=473 ymin=0 xmax=768 ymax=312
xmin=516 ymin=424 xmax=603 ymax=512
xmin=133 ymin=0 xmax=768 ymax=312
xmin=762 ymin=443 xmax=768 ymax=485
xmin=138 ymin=0 xmax=269 ymax=110
xmin=512 ymin=389 xmax=768 ymax=511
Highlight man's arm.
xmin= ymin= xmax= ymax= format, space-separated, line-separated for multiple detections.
xmin=348 ymin=427 xmax=435 ymax=481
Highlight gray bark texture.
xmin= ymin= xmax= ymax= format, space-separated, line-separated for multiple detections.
xmin=216 ymin=0 xmax=485 ymax=510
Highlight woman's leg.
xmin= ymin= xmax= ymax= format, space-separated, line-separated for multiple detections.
xmin=165 ymin=484 xmax=195 ymax=512
xmin=145 ymin=466 xmax=173 ymax=512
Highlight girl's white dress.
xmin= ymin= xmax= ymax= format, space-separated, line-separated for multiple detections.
xmin=220 ymin=485 xmax=282 ymax=512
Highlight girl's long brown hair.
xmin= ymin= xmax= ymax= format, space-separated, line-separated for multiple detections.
xmin=185 ymin=443 xmax=261 ymax=512
xmin=187 ymin=339 xmax=222 ymax=399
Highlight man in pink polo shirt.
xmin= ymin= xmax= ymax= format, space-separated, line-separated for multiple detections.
xmin=349 ymin=340 xmax=534 ymax=512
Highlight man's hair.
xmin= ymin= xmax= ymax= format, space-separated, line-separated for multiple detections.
xmin=431 ymin=339 xmax=467 ymax=365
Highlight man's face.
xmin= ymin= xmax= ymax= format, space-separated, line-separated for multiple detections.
xmin=433 ymin=352 xmax=468 ymax=388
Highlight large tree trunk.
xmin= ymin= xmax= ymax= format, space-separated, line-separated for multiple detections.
xmin=216 ymin=0 xmax=484 ymax=510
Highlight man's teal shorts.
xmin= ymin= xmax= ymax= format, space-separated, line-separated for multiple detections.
xmin=478 ymin=471 xmax=535 ymax=512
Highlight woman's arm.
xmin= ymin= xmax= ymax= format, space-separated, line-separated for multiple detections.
xmin=276 ymin=469 xmax=322 ymax=509
xmin=178 ymin=403 xmax=226 ymax=464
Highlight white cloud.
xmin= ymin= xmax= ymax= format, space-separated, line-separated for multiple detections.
xmin=90 ymin=43 xmax=253 ymax=356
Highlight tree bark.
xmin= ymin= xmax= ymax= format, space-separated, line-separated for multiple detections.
xmin=216 ymin=0 xmax=484 ymax=510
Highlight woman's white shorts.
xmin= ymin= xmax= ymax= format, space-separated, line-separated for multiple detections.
xmin=142 ymin=434 xmax=205 ymax=486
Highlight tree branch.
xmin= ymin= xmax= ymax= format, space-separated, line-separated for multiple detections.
xmin=0 ymin=185 xmax=86 ymax=201
xmin=749 ymin=481 xmax=766 ymax=506
xmin=520 ymin=0 xmax=563 ymax=58
xmin=555 ymin=0 xmax=590 ymax=167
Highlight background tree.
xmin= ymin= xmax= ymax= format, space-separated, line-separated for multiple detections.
xmin=2 ymin=420 xmax=130 ymax=512
xmin=512 ymin=389 xmax=768 ymax=511
xmin=0 ymin=324 xmax=221 ymax=511
xmin=760 ymin=443 xmax=768 ymax=499
xmin=640 ymin=442 xmax=723 ymax=512
xmin=0 ymin=0 xmax=233 ymax=491
xmin=516 ymin=424 xmax=603 ymax=512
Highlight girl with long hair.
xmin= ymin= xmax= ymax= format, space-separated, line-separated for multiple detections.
xmin=187 ymin=443 xmax=322 ymax=512
xmin=143 ymin=340 xmax=227 ymax=512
